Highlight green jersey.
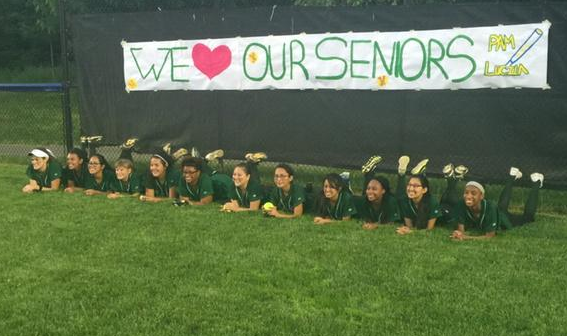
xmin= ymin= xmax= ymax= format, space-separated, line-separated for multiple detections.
xmin=228 ymin=179 xmax=263 ymax=207
xmin=85 ymin=169 xmax=115 ymax=192
xmin=210 ymin=173 xmax=232 ymax=203
xmin=144 ymin=169 xmax=180 ymax=197
xmin=110 ymin=173 xmax=143 ymax=194
xmin=354 ymin=194 xmax=401 ymax=224
xmin=177 ymin=173 xmax=214 ymax=202
xmin=454 ymin=199 xmax=512 ymax=233
xmin=318 ymin=190 xmax=357 ymax=220
xmin=62 ymin=164 xmax=89 ymax=188
xmin=26 ymin=161 xmax=63 ymax=188
xmin=269 ymin=183 xmax=305 ymax=214
xmin=399 ymin=195 xmax=442 ymax=229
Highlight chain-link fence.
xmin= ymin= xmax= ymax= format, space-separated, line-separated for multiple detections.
xmin=2 ymin=0 xmax=566 ymax=193
xmin=0 ymin=85 xmax=78 ymax=160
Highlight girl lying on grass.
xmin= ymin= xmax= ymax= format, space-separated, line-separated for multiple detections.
xmin=396 ymin=174 xmax=442 ymax=235
xmin=176 ymin=156 xmax=232 ymax=206
xmin=222 ymin=153 xmax=267 ymax=212
xmin=264 ymin=163 xmax=305 ymax=219
xmin=348 ymin=156 xmax=402 ymax=229
xmin=354 ymin=174 xmax=401 ymax=230
xmin=62 ymin=148 xmax=89 ymax=193
xmin=451 ymin=167 xmax=544 ymax=240
xmin=84 ymin=154 xmax=115 ymax=196
xmin=139 ymin=150 xmax=179 ymax=203
xmin=22 ymin=148 xmax=62 ymax=193
xmin=313 ymin=173 xmax=357 ymax=225
xmin=107 ymin=158 xmax=143 ymax=199
xmin=352 ymin=155 xmax=432 ymax=232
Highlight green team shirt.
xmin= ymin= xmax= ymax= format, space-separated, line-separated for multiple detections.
xmin=110 ymin=173 xmax=143 ymax=194
xmin=85 ymin=169 xmax=116 ymax=192
xmin=354 ymin=194 xmax=401 ymax=224
xmin=144 ymin=169 xmax=180 ymax=197
xmin=228 ymin=179 xmax=263 ymax=207
xmin=399 ymin=196 xmax=442 ymax=228
xmin=177 ymin=173 xmax=214 ymax=202
xmin=269 ymin=183 xmax=305 ymax=214
xmin=454 ymin=199 xmax=512 ymax=233
xmin=210 ymin=174 xmax=232 ymax=203
xmin=319 ymin=190 xmax=357 ymax=220
xmin=26 ymin=161 xmax=63 ymax=188
xmin=62 ymin=164 xmax=89 ymax=188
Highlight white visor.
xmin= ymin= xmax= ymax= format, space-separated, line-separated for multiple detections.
xmin=28 ymin=149 xmax=49 ymax=158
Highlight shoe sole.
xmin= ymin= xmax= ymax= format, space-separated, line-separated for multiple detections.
xmin=122 ymin=138 xmax=138 ymax=149
xmin=442 ymin=164 xmax=454 ymax=177
xmin=172 ymin=148 xmax=189 ymax=160
xmin=411 ymin=159 xmax=429 ymax=175
xmin=205 ymin=149 xmax=224 ymax=161
xmin=87 ymin=136 xmax=103 ymax=142
xmin=246 ymin=152 xmax=267 ymax=163
xmin=454 ymin=165 xmax=468 ymax=179
xmin=361 ymin=156 xmax=382 ymax=173
xmin=398 ymin=156 xmax=410 ymax=175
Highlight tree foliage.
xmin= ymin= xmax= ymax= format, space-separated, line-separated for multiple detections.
xmin=4 ymin=0 xmax=499 ymax=70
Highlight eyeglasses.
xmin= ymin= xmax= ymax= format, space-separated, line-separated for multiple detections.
xmin=407 ymin=183 xmax=423 ymax=189
xmin=88 ymin=162 xmax=101 ymax=166
xmin=184 ymin=170 xmax=198 ymax=175
xmin=274 ymin=174 xmax=289 ymax=179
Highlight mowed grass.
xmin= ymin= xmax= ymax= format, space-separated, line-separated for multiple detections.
xmin=2 ymin=162 xmax=567 ymax=336
xmin=0 ymin=91 xmax=80 ymax=145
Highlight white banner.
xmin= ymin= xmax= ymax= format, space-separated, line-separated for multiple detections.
xmin=122 ymin=21 xmax=550 ymax=91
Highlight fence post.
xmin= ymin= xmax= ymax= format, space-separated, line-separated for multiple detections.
xmin=59 ymin=0 xmax=74 ymax=153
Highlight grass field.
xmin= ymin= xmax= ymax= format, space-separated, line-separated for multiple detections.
xmin=2 ymin=162 xmax=567 ymax=336
xmin=0 ymin=91 xmax=80 ymax=145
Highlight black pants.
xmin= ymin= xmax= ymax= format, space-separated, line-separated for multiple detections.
xmin=498 ymin=177 xmax=540 ymax=226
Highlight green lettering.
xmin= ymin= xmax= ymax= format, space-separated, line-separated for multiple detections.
xmin=372 ymin=41 xmax=396 ymax=77
xmin=447 ymin=35 xmax=476 ymax=83
xmin=398 ymin=38 xmax=426 ymax=82
xmin=427 ymin=39 xmax=448 ymax=80
xmin=268 ymin=43 xmax=286 ymax=80
xmin=170 ymin=47 xmax=189 ymax=82
xmin=350 ymin=40 xmax=371 ymax=79
xmin=130 ymin=47 xmax=170 ymax=81
xmin=290 ymin=39 xmax=309 ymax=80
xmin=243 ymin=43 xmax=268 ymax=82
xmin=315 ymin=37 xmax=347 ymax=80
xmin=394 ymin=42 xmax=401 ymax=78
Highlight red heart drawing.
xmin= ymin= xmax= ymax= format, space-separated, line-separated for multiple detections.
xmin=192 ymin=43 xmax=232 ymax=80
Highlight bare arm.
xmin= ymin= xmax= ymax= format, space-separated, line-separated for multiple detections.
xmin=223 ymin=199 xmax=261 ymax=212
xmin=23 ymin=179 xmax=61 ymax=193
xmin=181 ymin=195 xmax=213 ymax=206
xmin=314 ymin=216 xmax=334 ymax=224
xmin=313 ymin=214 xmax=350 ymax=224
xmin=22 ymin=180 xmax=39 ymax=193
xmin=64 ymin=181 xmax=84 ymax=193
xmin=452 ymin=224 xmax=496 ymax=240
xmin=140 ymin=188 xmax=171 ymax=202
xmin=108 ymin=192 xmax=139 ymax=199
xmin=85 ymin=188 xmax=108 ymax=196
xmin=269 ymin=204 xmax=304 ymax=219
xmin=426 ymin=218 xmax=437 ymax=230
xmin=396 ymin=218 xmax=414 ymax=234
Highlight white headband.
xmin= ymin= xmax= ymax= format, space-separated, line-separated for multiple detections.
xmin=465 ymin=181 xmax=485 ymax=195
xmin=152 ymin=154 xmax=169 ymax=167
